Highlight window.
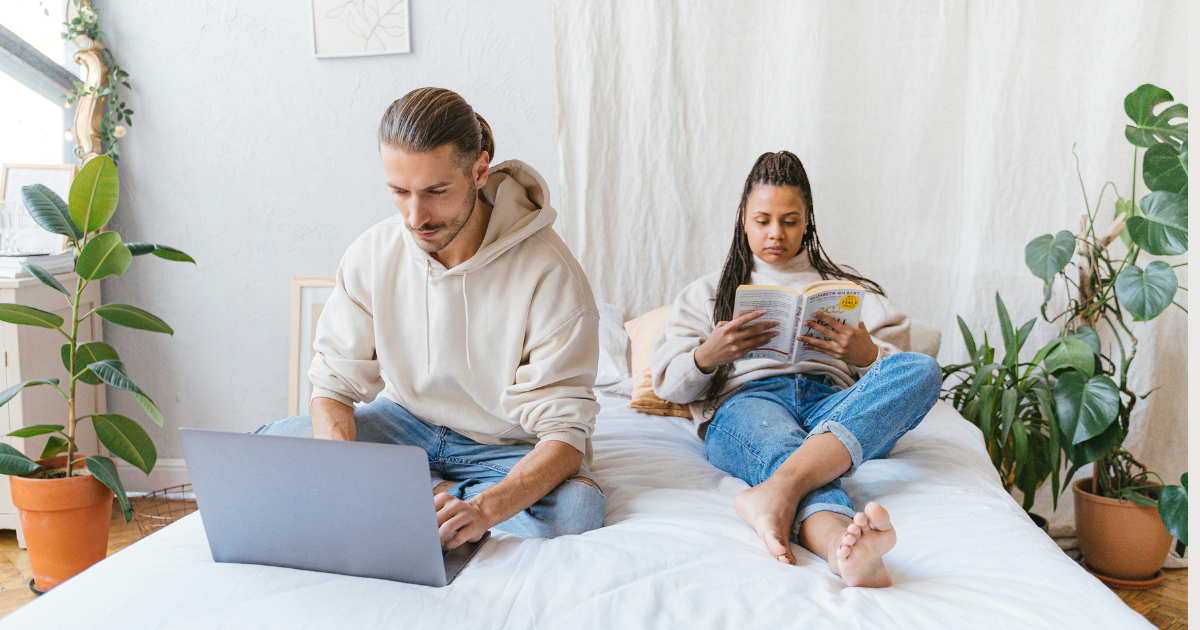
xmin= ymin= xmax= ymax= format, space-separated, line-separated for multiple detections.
xmin=0 ymin=0 xmax=72 ymax=167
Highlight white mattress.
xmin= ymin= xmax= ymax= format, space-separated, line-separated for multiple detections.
xmin=3 ymin=396 xmax=1148 ymax=629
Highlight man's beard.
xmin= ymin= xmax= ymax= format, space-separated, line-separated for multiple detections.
xmin=410 ymin=178 xmax=477 ymax=254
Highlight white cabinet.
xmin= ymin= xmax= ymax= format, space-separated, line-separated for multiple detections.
xmin=0 ymin=272 xmax=105 ymax=540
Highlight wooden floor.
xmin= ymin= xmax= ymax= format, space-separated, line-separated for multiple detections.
xmin=0 ymin=501 xmax=1189 ymax=626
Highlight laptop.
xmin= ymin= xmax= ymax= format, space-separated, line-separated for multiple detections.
xmin=179 ymin=428 xmax=488 ymax=587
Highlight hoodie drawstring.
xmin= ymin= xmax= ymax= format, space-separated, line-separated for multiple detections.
xmin=424 ymin=259 xmax=431 ymax=375
xmin=462 ymin=271 xmax=473 ymax=377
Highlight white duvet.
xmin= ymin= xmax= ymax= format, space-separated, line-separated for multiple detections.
xmin=3 ymin=395 xmax=1149 ymax=629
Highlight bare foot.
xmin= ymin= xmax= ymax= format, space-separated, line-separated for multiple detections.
xmin=835 ymin=502 xmax=895 ymax=587
xmin=734 ymin=480 xmax=800 ymax=564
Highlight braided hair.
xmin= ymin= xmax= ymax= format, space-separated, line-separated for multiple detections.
xmin=700 ymin=151 xmax=885 ymax=415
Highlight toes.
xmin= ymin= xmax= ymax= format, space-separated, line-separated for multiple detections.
xmin=837 ymin=544 xmax=852 ymax=560
xmin=853 ymin=512 xmax=869 ymax=528
xmin=846 ymin=522 xmax=862 ymax=538
xmin=842 ymin=532 xmax=857 ymax=547
xmin=864 ymin=502 xmax=893 ymax=531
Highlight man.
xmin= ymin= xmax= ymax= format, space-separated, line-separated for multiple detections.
xmin=256 ymin=87 xmax=604 ymax=548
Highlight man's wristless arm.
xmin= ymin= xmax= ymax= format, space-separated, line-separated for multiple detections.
xmin=311 ymin=396 xmax=356 ymax=441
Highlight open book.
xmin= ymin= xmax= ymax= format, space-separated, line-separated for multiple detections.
xmin=732 ymin=280 xmax=864 ymax=363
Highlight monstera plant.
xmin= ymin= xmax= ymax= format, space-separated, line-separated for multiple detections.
xmin=944 ymin=84 xmax=1186 ymax=584
xmin=0 ymin=154 xmax=192 ymax=590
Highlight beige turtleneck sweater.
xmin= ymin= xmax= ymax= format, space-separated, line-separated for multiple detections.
xmin=649 ymin=253 xmax=911 ymax=432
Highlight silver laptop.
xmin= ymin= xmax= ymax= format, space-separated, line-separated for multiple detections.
xmin=179 ymin=428 xmax=488 ymax=587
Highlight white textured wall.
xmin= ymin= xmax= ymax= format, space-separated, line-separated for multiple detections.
xmin=94 ymin=0 xmax=559 ymax=458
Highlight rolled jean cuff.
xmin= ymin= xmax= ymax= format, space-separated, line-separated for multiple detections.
xmin=794 ymin=502 xmax=857 ymax=529
xmin=809 ymin=419 xmax=863 ymax=476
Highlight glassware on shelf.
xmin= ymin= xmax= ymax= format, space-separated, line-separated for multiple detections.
xmin=0 ymin=200 xmax=33 ymax=256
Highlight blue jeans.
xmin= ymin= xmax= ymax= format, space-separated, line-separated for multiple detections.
xmin=704 ymin=352 xmax=941 ymax=543
xmin=252 ymin=398 xmax=606 ymax=539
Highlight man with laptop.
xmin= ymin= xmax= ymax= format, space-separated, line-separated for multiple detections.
xmin=245 ymin=87 xmax=605 ymax=552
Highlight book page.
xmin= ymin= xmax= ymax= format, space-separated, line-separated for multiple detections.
xmin=794 ymin=288 xmax=864 ymax=362
xmin=733 ymin=286 xmax=799 ymax=361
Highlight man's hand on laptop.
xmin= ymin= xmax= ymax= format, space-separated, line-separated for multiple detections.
xmin=434 ymin=440 xmax=585 ymax=549
xmin=436 ymin=494 xmax=492 ymax=549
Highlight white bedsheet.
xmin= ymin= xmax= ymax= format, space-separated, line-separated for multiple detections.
xmin=3 ymin=396 xmax=1148 ymax=629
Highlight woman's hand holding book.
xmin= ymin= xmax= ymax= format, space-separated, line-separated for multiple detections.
xmin=798 ymin=312 xmax=879 ymax=368
xmin=694 ymin=311 xmax=778 ymax=374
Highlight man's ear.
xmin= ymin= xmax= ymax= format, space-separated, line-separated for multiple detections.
xmin=473 ymin=151 xmax=490 ymax=188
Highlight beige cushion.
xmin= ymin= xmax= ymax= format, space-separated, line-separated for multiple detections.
xmin=910 ymin=320 xmax=942 ymax=358
xmin=624 ymin=306 xmax=693 ymax=418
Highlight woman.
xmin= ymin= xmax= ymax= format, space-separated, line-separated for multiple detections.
xmin=649 ymin=151 xmax=941 ymax=588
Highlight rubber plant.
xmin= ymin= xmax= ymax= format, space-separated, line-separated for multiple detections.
xmin=0 ymin=154 xmax=193 ymax=522
xmin=1026 ymin=83 xmax=1187 ymax=544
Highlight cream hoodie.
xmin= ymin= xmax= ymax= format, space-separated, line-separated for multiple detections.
xmin=650 ymin=254 xmax=911 ymax=433
xmin=309 ymin=160 xmax=601 ymax=456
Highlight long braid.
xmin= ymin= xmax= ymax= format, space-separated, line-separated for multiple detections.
xmin=700 ymin=151 xmax=884 ymax=415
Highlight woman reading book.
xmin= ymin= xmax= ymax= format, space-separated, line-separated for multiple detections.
xmin=648 ymin=151 xmax=941 ymax=588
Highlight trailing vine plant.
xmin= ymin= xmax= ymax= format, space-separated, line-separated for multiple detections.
xmin=62 ymin=0 xmax=133 ymax=160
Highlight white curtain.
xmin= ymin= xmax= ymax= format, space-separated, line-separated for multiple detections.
xmin=554 ymin=0 xmax=1187 ymax=531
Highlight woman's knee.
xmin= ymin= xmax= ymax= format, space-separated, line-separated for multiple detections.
xmin=883 ymin=352 xmax=942 ymax=403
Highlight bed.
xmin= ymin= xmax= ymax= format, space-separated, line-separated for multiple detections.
xmin=3 ymin=394 xmax=1149 ymax=629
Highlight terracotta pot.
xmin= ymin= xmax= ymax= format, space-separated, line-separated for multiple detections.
xmin=1073 ymin=477 xmax=1172 ymax=581
xmin=9 ymin=455 xmax=114 ymax=591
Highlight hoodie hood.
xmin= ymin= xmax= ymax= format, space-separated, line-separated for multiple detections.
xmin=403 ymin=159 xmax=557 ymax=276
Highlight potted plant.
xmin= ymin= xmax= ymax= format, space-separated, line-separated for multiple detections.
xmin=1023 ymin=84 xmax=1187 ymax=588
xmin=0 ymin=154 xmax=192 ymax=592
xmin=941 ymin=293 xmax=1061 ymax=530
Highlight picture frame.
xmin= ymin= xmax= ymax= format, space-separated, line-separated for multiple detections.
xmin=288 ymin=277 xmax=336 ymax=416
xmin=310 ymin=0 xmax=411 ymax=59
xmin=0 ymin=163 xmax=78 ymax=254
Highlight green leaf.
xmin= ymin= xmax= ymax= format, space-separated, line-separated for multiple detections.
xmin=92 ymin=414 xmax=156 ymax=475
xmin=21 ymin=183 xmax=82 ymax=241
xmin=19 ymin=262 xmax=69 ymax=296
xmin=1030 ymin=339 xmax=1060 ymax=369
xmin=69 ymin=155 xmax=120 ymax=232
xmin=977 ymin=385 xmax=998 ymax=439
xmin=0 ymin=304 xmax=65 ymax=329
xmin=1075 ymin=420 xmax=1123 ymax=465
xmin=1127 ymin=191 xmax=1187 ymax=256
xmin=1118 ymin=488 xmax=1158 ymax=507
xmin=1158 ymin=481 xmax=1187 ymax=545
xmin=966 ymin=363 xmax=1004 ymax=402
xmin=1066 ymin=325 xmax=1101 ymax=356
xmin=127 ymin=242 xmax=196 ymax=264
xmin=1116 ymin=197 xmax=1139 ymax=250
xmin=957 ymin=315 xmax=977 ymax=358
xmin=1015 ymin=318 xmax=1035 ymax=357
xmin=1143 ymin=142 xmax=1188 ymax=195
xmin=1010 ymin=412 xmax=1028 ymax=479
xmin=76 ymin=232 xmax=132 ymax=281
xmin=85 ymin=456 xmax=131 ymax=523
xmin=40 ymin=435 xmax=69 ymax=459
xmin=1115 ymin=261 xmax=1179 ymax=321
xmin=1045 ymin=338 xmax=1097 ymax=377
xmin=93 ymin=304 xmax=174 ymax=335
xmin=87 ymin=360 xmax=164 ymax=426
xmin=995 ymin=293 xmax=1015 ymax=356
xmin=1124 ymin=84 xmax=1188 ymax=148
xmin=0 ymin=378 xmax=61 ymax=408
xmin=6 ymin=424 xmax=64 ymax=438
xmin=1025 ymin=231 xmax=1076 ymax=283
xmin=1053 ymin=371 xmax=1120 ymax=445
xmin=999 ymin=389 xmax=1018 ymax=440
xmin=0 ymin=444 xmax=41 ymax=476
xmin=62 ymin=341 xmax=121 ymax=386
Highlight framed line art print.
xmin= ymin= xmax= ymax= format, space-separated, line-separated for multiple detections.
xmin=0 ymin=163 xmax=79 ymax=253
xmin=311 ymin=0 xmax=411 ymax=58
xmin=288 ymin=277 xmax=336 ymax=416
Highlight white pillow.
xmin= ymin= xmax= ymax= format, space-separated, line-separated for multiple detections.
xmin=596 ymin=302 xmax=631 ymax=386
xmin=910 ymin=320 xmax=942 ymax=359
